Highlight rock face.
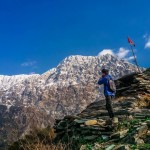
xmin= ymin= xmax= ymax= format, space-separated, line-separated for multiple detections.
xmin=54 ymin=72 xmax=150 ymax=150
xmin=0 ymin=54 xmax=139 ymax=147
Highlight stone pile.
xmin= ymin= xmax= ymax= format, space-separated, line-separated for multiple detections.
xmin=54 ymin=72 xmax=150 ymax=150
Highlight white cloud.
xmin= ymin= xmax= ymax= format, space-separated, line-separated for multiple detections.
xmin=98 ymin=47 xmax=129 ymax=59
xmin=126 ymin=56 xmax=135 ymax=61
xmin=21 ymin=60 xmax=37 ymax=67
xmin=98 ymin=47 xmax=134 ymax=61
xmin=98 ymin=49 xmax=114 ymax=56
xmin=143 ymin=34 xmax=150 ymax=49
xmin=145 ymin=38 xmax=150 ymax=49
xmin=116 ymin=47 xmax=129 ymax=59
xmin=143 ymin=34 xmax=148 ymax=39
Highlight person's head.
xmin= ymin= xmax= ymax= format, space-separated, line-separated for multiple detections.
xmin=101 ymin=68 xmax=109 ymax=76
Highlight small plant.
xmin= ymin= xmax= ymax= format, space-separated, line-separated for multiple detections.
xmin=78 ymin=136 xmax=87 ymax=144
xmin=85 ymin=144 xmax=93 ymax=150
xmin=138 ymin=144 xmax=150 ymax=149
xmin=145 ymin=117 xmax=150 ymax=121
xmin=130 ymin=119 xmax=139 ymax=125
xmin=131 ymin=144 xmax=150 ymax=150
xmin=94 ymin=137 xmax=105 ymax=143
xmin=130 ymin=144 xmax=137 ymax=150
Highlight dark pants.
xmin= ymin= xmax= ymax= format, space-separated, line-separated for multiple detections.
xmin=105 ymin=96 xmax=114 ymax=118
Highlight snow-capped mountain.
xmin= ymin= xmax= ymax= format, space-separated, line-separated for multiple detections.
xmin=0 ymin=54 xmax=138 ymax=111
xmin=0 ymin=54 xmax=140 ymax=147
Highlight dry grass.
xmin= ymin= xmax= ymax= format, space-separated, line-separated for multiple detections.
xmin=18 ymin=142 xmax=66 ymax=150
xmin=137 ymin=94 xmax=150 ymax=108
xmin=9 ymin=138 xmax=68 ymax=150
xmin=9 ymin=126 xmax=72 ymax=150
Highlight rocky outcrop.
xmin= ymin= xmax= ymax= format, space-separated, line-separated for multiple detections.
xmin=54 ymin=72 xmax=150 ymax=150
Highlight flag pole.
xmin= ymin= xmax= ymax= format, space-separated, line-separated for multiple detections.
xmin=130 ymin=45 xmax=141 ymax=73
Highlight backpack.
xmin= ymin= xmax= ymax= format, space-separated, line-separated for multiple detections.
xmin=107 ymin=77 xmax=116 ymax=92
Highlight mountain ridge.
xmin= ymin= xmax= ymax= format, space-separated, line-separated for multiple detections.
xmin=0 ymin=54 xmax=139 ymax=108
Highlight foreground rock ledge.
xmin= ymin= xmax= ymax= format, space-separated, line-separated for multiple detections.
xmin=54 ymin=72 xmax=150 ymax=150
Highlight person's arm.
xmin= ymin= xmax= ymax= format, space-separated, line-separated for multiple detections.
xmin=98 ymin=77 xmax=105 ymax=85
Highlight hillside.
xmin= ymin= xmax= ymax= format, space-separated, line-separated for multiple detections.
xmin=54 ymin=71 xmax=150 ymax=150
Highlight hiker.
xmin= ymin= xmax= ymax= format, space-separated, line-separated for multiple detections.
xmin=98 ymin=69 xmax=116 ymax=119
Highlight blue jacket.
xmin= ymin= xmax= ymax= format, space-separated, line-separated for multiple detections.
xmin=98 ymin=74 xmax=115 ymax=96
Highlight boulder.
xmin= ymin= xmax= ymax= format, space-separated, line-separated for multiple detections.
xmin=83 ymin=135 xmax=98 ymax=140
xmin=97 ymin=119 xmax=106 ymax=126
xmin=111 ymin=129 xmax=128 ymax=139
xmin=128 ymin=115 xmax=134 ymax=120
xmin=105 ymin=144 xmax=116 ymax=150
xmin=113 ymin=117 xmax=119 ymax=124
xmin=85 ymin=120 xmax=98 ymax=126
xmin=135 ymin=138 xmax=144 ymax=144
xmin=137 ymin=125 xmax=148 ymax=138
xmin=80 ymin=145 xmax=86 ymax=150
xmin=114 ymin=145 xmax=130 ymax=150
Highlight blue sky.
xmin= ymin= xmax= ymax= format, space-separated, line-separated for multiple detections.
xmin=0 ymin=0 xmax=150 ymax=75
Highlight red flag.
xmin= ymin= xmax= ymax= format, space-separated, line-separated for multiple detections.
xmin=128 ymin=37 xmax=135 ymax=46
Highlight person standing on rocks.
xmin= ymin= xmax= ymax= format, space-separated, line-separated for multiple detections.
xmin=98 ymin=69 xmax=116 ymax=120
